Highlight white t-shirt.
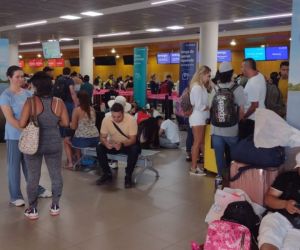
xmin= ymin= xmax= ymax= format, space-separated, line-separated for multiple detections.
xmin=161 ymin=119 xmax=180 ymax=144
xmin=244 ymin=72 xmax=266 ymax=120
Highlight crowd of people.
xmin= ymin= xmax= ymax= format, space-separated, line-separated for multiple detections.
xmin=0 ymin=59 xmax=299 ymax=250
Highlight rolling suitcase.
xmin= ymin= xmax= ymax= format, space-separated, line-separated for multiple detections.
xmin=230 ymin=161 xmax=279 ymax=206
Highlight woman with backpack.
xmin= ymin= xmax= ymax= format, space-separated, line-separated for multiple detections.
xmin=189 ymin=65 xmax=212 ymax=176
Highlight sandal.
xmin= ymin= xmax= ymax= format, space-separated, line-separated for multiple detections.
xmin=63 ymin=162 xmax=74 ymax=170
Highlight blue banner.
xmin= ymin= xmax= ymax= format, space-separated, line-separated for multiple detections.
xmin=134 ymin=47 xmax=148 ymax=108
xmin=0 ymin=39 xmax=9 ymax=83
xmin=179 ymin=42 xmax=197 ymax=95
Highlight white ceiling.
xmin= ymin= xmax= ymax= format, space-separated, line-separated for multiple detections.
xmin=0 ymin=0 xmax=293 ymax=48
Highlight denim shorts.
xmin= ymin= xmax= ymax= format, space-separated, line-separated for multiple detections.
xmin=71 ymin=137 xmax=99 ymax=148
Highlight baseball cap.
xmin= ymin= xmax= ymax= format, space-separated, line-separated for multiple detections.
xmin=219 ymin=62 xmax=233 ymax=73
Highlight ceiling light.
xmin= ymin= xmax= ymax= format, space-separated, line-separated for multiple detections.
xmin=111 ymin=48 xmax=116 ymax=54
xmin=166 ymin=25 xmax=184 ymax=30
xmin=37 ymin=54 xmax=42 ymax=58
xmin=59 ymin=38 xmax=74 ymax=41
xmin=97 ymin=32 xmax=131 ymax=38
xmin=151 ymin=0 xmax=176 ymax=5
xmin=116 ymin=54 xmax=120 ymax=59
xmin=60 ymin=15 xmax=81 ymax=20
xmin=230 ymin=39 xmax=237 ymax=46
xmin=60 ymin=53 xmax=63 ymax=56
xmin=81 ymin=11 xmax=103 ymax=17
xmin=19 ymin=41 xmax=41 ymax=46
xmin=289 ymin=37 xmax=292 ymax=41
xmin=260 ymin=45 xmax=265 ymax=47
xmin=16 ymin=20 xmax=47 ymax=28
xmin=48 ymin=39 xmax=57 ymax=42
xmin=146 ymin=28 xmax=163 ymax=32
xmin=92 ymin=56 xmax=95 ymax=60
xmin=233 ymin=13 xmax=292 ymax=23
xmin=18 ymin=55 xmax=23 ymax=59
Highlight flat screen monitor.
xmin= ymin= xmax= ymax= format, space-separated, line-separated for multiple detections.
xmin=244 ymin=47 xmax=266 ymax=61
xmin=94 ymin=56 xmax=116 ymax=65
xmin=69 ymin=58 xmax=79 ymax=66
xmin=266 ymin=46 xmax=288 ymax=60
xmin=170 ymin=52 xmax=180 ymax=64
xmin=217 ymin=50 xmax=232 ymax=62
xmin=157 ymin=53 xmax=170 ymax=64
xmin=123 ymin=55 xmax=134 ymax=65
xmin=42 ymin=41 xmax=61 ymax=59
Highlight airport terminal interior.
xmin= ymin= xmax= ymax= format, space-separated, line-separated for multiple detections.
xmin=0 ymin=0 xmax=299 ymax=250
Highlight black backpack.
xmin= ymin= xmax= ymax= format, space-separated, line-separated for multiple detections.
xmin=52 ymin=76 xmax=67 ymax=101
xmin=211 ymin=83 xmax=239 ymax=127
xmin=265 ymin=83 xmax=286 ymax=117
xmin=221 ymin=201 xmax=260 ymax=249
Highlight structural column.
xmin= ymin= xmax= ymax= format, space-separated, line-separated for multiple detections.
xmin=286 ymin=0 xmax=300 ymax=129
xmin=79 ymin=36 xmax=93 ymax=79
xmin=9 ymin=43 xmax=19 ymax=66
xmin=199 ymin=22 xmax=218 ymax=76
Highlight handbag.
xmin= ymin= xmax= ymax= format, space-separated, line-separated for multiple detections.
xmin=18 ymin=97 xmax=40 ymax=155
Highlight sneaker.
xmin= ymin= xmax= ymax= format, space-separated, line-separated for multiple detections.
xmin=186 ymin=155 xmax=192 ymax=162
xmin=24 ymin=208 xmax=39 ymax=220
xmin=96 ymin=174 xmax=113 ymax=185
xmin=189 ymin=167 xmax=206 ymax=176
xmin=38 ymin=189 xmax=52 ymax=198
xmin=10 ymin=199 xmax=25 ymax=207
xmin=50 ymin=204 xmax=60 ymax=216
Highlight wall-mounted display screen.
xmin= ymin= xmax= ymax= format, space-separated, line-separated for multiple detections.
xmin=42 ymin=41 xmax=61 ymax=59
xmin=266 ymin=46 xmax=288 ymax=60
xmin=170 ymin=53 xmax=180 ymax=64
xmin=217 ymin=50 xmax=232 ymax=62
xmin=157 ymin=53 xmax=170 ymax=64
xmin=244 ymin=47 xmax=266 ymax=61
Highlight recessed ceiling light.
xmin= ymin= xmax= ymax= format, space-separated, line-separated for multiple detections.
xmin=16 ymin=20 xmax=47 ymax=28
xmin=233 ymin=13 xmax=292 ymax=23
xmin=18 ymin=55 xmax=23 ymax=59
xmin=166 ymin=25 xmax=184 ymax=30
xmin=111 ymin=48 xmax=116 ymax=54
xmin=19 ymin=41 xmax=41 ymax=45
xmin=230 ymin=39 xmax=237 ymax=46
xmin=81 ymin=11 xmax=103 ymax=17
xmin=37 ymin=54 xmax=42 ymax=58
xmin=146 ymin=28 xmax=163 ymax=32
xmin=151 ymin=0 xmax=176 ymax=5
xmin=289 ymin=37 xmax=292 ymax=41
xmin=92 ymin=56 xmax=95 ymax=60
xmin=60 ymin=53 xmax=63 ymax=56
xmin=60 ymin=15 xmax=81 ymax=20
xmin=97 ymin=32 xmax=131 ymax=38
xmin=261 ymin=45 xmax=265 ymax=47
xmin=116 ymin=54 xmax=120 ymax=59
xmin=59 ymin=38 xmax=74 ymax=41
xmin=48 ymin=39 xmax=57 ymax=42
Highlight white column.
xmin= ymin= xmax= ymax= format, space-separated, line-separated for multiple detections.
xmin=79 ymin=36 xmax=93 ymax=79
xmin=199 ymin=22 xmax=218 ymax=76
xmin=286 ymin=0 xmax=300 ymax=128
xmin=9 ymin=43 xmax=19 ymax=66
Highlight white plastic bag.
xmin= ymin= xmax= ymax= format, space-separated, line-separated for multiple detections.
xmin=254 ymin=108 xmax=300 ymax=148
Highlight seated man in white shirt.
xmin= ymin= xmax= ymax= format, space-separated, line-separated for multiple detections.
xmin=156 ymin=116 xmax=180 ymax=149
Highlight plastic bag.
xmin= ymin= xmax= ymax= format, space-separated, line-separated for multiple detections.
xmin=254 ymin=108 xmax=300 ymax=148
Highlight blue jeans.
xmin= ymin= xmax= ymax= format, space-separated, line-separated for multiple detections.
xmin=212 ymin=135 xmax=239 ymax=176
xmin=6 ymin=140 xmax=45 ymax=202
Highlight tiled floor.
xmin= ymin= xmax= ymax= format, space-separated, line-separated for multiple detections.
xmin=0 ymin=142 xmax=215 ymax=250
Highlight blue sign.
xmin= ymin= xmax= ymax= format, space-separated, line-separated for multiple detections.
xmin=0 ymin=39 xmax=9 ymax=83
xmin=134 ymin=47 xmax=148 ymax=108
xmin=157 ymin=53 xmax=170 ymax=64
xmin=217 ymin=50 xmax=232 ymax=62
xmin=244 ymin=47 xmax=266 ymax=61
xmin=266 ymin=46 xmax=288 ymax=60
xmin=179 ymin=42 xmax=197 ymax=95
